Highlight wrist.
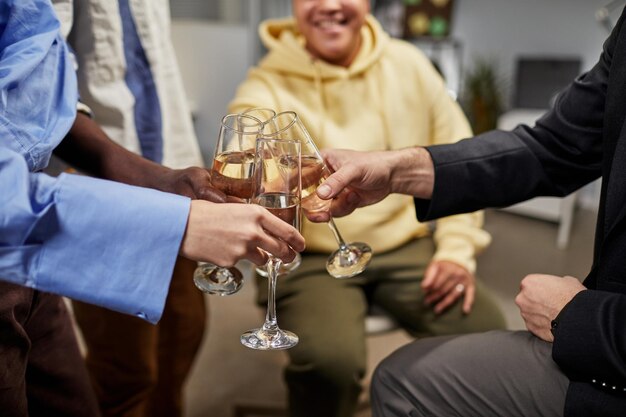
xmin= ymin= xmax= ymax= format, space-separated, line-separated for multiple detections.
xmin=389 ymin=147 xmax=434 ymax=199
xmin=139 ymin=163 xmax=175 ymax=192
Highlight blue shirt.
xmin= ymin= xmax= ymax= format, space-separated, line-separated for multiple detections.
xmin=0 ymin=0 xmax=190 ymax=323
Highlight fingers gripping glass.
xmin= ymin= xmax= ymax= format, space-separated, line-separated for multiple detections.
xmin=241 ymin=108 xmax=303 ymax=277
xmin=264 ymin=111 xmax=373 ymax=279
xmin=240 ymin=138 xmax=301 ymax=350
xmin=193 ymin=113 xmax=262 ymax=295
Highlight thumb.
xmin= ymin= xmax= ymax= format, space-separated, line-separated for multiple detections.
xmin=421 ymin=263 xmax=438 ymax=289
xmin=197 ymin=186 xmax=228 ymax=203
xmin=317 ymin=166 xmax=360 ymax=200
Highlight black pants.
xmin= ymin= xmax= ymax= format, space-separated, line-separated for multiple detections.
xmin=0 ymin=282 xmax=100 ymax=417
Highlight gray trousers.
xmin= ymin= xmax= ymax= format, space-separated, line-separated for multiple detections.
xmin=371 ymin=330 xmax=570 ymax=417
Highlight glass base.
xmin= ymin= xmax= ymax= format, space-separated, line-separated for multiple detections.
xmin=256 ymin=252 xmax=301 ymax=277
xmin=193 ymin=264 xmax=243 ymax=296
xmin=240 ymin=327 xmax=299 ymax=350
xmin=326 ymin=242 xmax=373 ymax=279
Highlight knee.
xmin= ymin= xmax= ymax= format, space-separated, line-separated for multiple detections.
xmin=371 ymin=350 xmax=407 ymax=395
xmin=370 ymin=347 xmax=430 ymax=416
xmin=288 ymin=344 xmax=365 ymax=388
xmin=371 ymin=338 xmax=446 ymax=400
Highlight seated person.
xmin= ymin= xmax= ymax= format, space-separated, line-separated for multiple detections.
xmin=228 ymin=0 xmax=507 ymax=416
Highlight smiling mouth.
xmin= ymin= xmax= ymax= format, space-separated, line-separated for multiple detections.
xmin=315 ymin=18 xmax=348 ymax=29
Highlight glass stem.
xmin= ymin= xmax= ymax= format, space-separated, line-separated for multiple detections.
xmin=262 ymin=256 xmax=282 ymax=333
xmin=327 ymin=218 xmax=348 ymax=251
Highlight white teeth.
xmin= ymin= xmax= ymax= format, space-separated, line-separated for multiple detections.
xmin=317 ymin=20 xmax=341 ymax=28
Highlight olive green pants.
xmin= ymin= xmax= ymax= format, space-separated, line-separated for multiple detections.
xmin=256 ymin=237 xmax=507 ymax=417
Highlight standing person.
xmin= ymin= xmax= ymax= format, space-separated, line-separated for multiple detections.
xmin=315 ymin=7 xmax=626 ymax=416
xmin=0 ymin=1 xmax=305 ymax=416
xmin=228 ymin=0 xmax=505 ymax=416
xmin=52 ymin=1 xmax=208 ymax=416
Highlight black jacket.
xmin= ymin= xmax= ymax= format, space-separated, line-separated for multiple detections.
xmin=416 ymin=8 xmax=626 ymax=417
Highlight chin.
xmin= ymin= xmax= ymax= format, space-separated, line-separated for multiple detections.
xmin=317 ymin=42 xmax=350 ymax=58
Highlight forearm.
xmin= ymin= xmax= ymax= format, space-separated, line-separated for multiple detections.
xmin=54 ymin=112 xmax=171 ymax=189
xmin=389 ymin=147 xmax=435 ymax=199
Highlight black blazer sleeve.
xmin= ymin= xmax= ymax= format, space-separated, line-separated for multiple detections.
xmin=553 ymin=290 xmax=626 ymax=386
xmin=414 ymin=10 xmax=626 ymax=415
xmin=414 ymin=21 xmax=614 ymax=221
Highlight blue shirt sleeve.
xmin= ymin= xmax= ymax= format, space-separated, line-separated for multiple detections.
xmin=0 ymin=147 xmax=191 ymax=323
xmin=0 ymin=0 xmax=78 ymax=172
xmin=0 ymin=0 xmax=192 ymax=323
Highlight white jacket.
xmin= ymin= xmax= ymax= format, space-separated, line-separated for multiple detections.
xmin=53 ymin=0 xmax=202 ymax=168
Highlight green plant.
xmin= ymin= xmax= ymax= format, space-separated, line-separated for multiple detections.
xmin=462 ymin=58 xmax=504 ymax=134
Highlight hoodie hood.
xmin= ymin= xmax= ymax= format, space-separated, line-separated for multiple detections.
xmin=258 ymin=14 xmax=388 ymax=80
xmin=230 ymin=14 xmax=484 ymax=263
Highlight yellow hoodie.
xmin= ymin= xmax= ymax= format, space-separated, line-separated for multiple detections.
xmin=229 ymin=15 xmax=490 ymax=273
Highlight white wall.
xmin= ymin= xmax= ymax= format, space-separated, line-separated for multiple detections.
xmin=169 ymin=0 xmax=219 ymax=20
xmin=452 ymin=0 xmax=610 ymax=106
xmin=170 ymin=21 xmax=250 ymax=164
xmin=451 ymin=0 xmax=613 ymax=210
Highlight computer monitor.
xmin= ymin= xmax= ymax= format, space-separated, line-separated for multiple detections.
xmin=513 ymin=57 xmax=582 ymax=109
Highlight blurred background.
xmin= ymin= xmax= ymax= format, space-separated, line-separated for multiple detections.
xmin=168 ymin=0 xmax=617 ymax=212
xmin=134 ymin=1 xmax=619 ymax=415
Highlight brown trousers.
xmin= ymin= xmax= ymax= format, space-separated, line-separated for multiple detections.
xmin=72 ymin=257 xmax=206 ymax=417
xmin=0 ymin=282 xmax=100 ymax=417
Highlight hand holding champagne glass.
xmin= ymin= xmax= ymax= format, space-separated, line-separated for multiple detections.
xmin=240 ymin=138 xmax=301 ymax=350
xmin=265 ymin=111 xmax=373 ymax=279
xmin=193 ymin=113 xmax=262 ymax=295
xmin=242 ymin=108 xmax=303 ymax=277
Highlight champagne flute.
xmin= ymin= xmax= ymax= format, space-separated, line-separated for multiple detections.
xmin=193 ymin=113 xmax=262 ymax=295
xmin=241 ymin=108 xmax=303 ymax=277
xmin=264 ymin=111 xmax=373 ymax=279
xmin=240 ymin=138 xmax=301 ymax=350
xmin=241 ymin=107 xmax=277 ymax=128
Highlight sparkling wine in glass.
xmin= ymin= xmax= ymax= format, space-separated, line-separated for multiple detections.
xmin=240 ymin=138 xmax=301 ymax=350
xmin=265 ymin=111 xmax=372 ymax=279
xmin=193 ymin=113 xmax=262 ymax=296
xmin=241 ymin=108 xmax=303 ymax=277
